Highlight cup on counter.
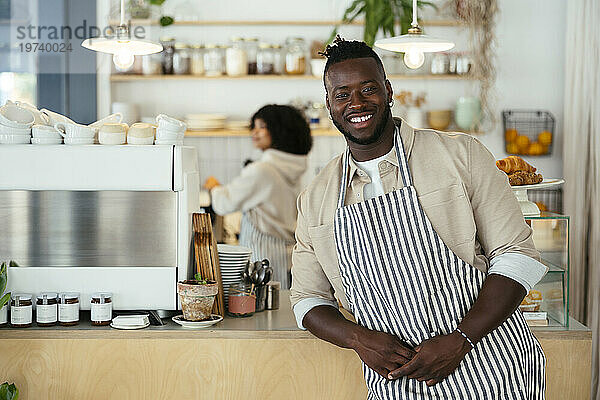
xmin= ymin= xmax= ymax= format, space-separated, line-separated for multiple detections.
xmin=32 ymin=124 xmax=63 ymax=145
xmin=0 ymin=103 xmax=35 ymax=129
xmin=156 ymin=114 xmax=186 ymax=133
xmin=98 ymin=123 xmax=128 ymax=145
xmin=89 ymin=112 xmax=123 ymax=129
xmin=127 ymin=122 xmax=155 ymax=145
xmin=54 ymin=122 xmax=96 ymax=145
xmin=40 ymin=108 xmax=75 ymax=127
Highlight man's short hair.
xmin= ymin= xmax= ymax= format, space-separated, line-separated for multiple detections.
xmin=319 ymin=35 xmax=386 ymax=88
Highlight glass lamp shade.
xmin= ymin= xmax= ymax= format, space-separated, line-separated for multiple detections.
xmin=374 ymin=34 xmax=455 ymax=53
xmin=81 ymin=37 xmax=163 ymax=56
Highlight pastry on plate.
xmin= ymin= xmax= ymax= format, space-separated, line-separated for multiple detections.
xmin=508 ymin=170 xmax=543 ymax=186
xmin=496 ymin=155 xmax=543 ymax=186
xmin=496 ymin=155 xmax=537 ymax=174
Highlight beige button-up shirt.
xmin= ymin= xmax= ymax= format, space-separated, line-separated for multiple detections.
xmin=290 ymin=118 xmax=541 ymax=314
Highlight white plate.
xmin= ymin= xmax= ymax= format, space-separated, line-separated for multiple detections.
xmin=0 ymin=125 xmax=31 ymax=135
xmin=217 ymin=244 xmax=252 ymax=254
xmin=0 ymin=134 xmax=30 ymax=144
xmin=172 ymin=314 xmax=223 ymax=329
xmin=110 ymin=322 xmax=150 ymax=330
xmin=64 ymin=137 xmax=94 ymax=145
xmin=32 ymin=137 xmax=63 ymax=145
xmin=510 ymin=178 xmax=564 ymax=190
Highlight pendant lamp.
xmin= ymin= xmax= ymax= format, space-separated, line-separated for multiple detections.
xmin=374 ymin=0 xmax=454 ymax=69
xmin=82 ymin=0 xmax=163 ymax=70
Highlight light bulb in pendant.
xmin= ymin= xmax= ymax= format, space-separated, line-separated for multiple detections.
xmin=403 ymin=49 xmax=425 ymax=69
xmin=113 ymin=50 xmax=135 ymax=70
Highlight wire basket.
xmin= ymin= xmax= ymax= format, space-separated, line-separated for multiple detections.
xmin=502 ymin=110 xmax=554 ymax=156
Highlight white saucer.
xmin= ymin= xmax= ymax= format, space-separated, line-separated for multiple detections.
xmin=110 ymin=322 xmax=150 ymax=330
xmin=510 ymin=178 xmax=564 ymax=190
xmin=172 ymin=314 xmax=223 ymax=329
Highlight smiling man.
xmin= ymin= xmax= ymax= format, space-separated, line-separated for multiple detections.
xmin=290 ymin=37 xmax=547 ymax=399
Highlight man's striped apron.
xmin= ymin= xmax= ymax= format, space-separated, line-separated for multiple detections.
xmin=333 ymin=130 xmax=546 ymax=399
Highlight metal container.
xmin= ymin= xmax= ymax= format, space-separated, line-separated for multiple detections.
xmin=255 ymin=285 xmax=267 ymax=312
xmin=266 ymin=281 xmax=280 ymax=310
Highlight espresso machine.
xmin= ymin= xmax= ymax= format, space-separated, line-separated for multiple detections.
xmin=0 ymin=145 xmax=200 ymax=311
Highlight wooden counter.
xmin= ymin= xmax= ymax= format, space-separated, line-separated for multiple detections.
xmin=0 ymin=293 xmax=591 ymax=399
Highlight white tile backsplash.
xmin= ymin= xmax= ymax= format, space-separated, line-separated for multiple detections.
xmin=185 ymin=135 xmax=347 ymax=190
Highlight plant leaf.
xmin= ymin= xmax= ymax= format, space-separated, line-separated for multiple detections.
xmin=8 ymin=261 xmax=18 ymax=268
xmin=0 ymin=263 xmax=6 ymax=296
xmin=0 ymin=383 xmax=18 ymax=400
xmin=0 ymin=293 xmax=10 ymax=309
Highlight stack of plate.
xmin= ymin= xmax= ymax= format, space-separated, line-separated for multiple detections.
xmin=186 ymin=114 xmax=226 ymax=131
xmin=218 ymin=244 xmax=252 ymax=304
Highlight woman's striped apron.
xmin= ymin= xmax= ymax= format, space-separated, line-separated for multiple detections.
xmin=333 ymin=129 xmax=546 ymax=399
xmin=239 ymin=212 xmax=294 ymax=289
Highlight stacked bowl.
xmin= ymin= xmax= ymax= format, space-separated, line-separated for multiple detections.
xmin=32 ymin=124 xmax=63 ymax=145
xmin=0 ymin=103 xmax=35 ymax=144
xmin=218 ymin=244 xmax=252 ymax=305
xmin=155 ymin=114 xmax=186 ymax=145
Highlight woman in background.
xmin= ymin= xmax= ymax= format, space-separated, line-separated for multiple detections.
xmin=205 ymin=104 xmax=312 ymax=289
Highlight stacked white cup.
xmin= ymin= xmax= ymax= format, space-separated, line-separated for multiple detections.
xmin=54 ymin=122 xmax=97 ymax=145
xmin=0 ymin=103 xmax=34 ymax=144
xmin=32 ymin=124 xmax=63 ymax=145
xmin=155 ymin=114 xmax=186 ymax=145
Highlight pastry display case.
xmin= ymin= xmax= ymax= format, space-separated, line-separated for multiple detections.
xmin=525 ymin=212 xmax=569 ymax=327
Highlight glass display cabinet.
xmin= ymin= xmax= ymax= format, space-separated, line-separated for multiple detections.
xmin=526 ymin=212 xmax=569 ymax=327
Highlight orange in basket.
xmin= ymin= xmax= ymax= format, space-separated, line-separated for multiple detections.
xmin=538 ymin=130 xmax=552 ymax=146
xmin=528 ymin=142 xmax=547 ymax=156
xmin=515 ymin=135 xmax=530 ymax=152
xmin=505 ymin=128 xmax=518 ymax=143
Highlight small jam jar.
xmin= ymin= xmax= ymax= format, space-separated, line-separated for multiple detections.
xmin=58 ymin=292 xmax=80 ymax=326
xmin=36 ymin=292 xmax=58 ymax=327
xmin=90 ymin=292 xmax=113 ymax=326
xmin=11 ymin=293 xmax=33 ymax=328
xmin=227 ymin=283 xmax=255 ymax=317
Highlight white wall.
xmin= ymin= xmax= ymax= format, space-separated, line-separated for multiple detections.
xmin=100 ymin=0 xmax=565 ymax=180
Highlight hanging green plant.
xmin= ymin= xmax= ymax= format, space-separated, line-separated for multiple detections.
xmin=148 ymin=0 xmax=174 ymax=26
xmin=159 ymin=16 xmax=174 ymax=26
xmin=329 ymin=0 xmax=436 ymax=46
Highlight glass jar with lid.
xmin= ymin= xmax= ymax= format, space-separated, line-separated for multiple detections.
xmin=245 ymin=38 xmax=259 ymax=74
xmin=10 ymin=293 xmax=32 ymax=328
xmin=58 ymin=292 xmax=80 ymax=326
xmin=226 ymin=38 xmax=248 ymax=77
xmin=430 ymin=53 xmax=449 ymax=75
xmin=204 ymin=44 xmax=225 ymax=77
xmin=90 ymin=292 xmax=113 ymax=326
xmin=257 ymin=43 xmax=275 ymax=75
xmin=190 ymin=44 xmax=205 ymax=75
xmin=160 ymin=37 xmax=176 ymax=75
xmin=285 ymin=37 xmax=307 ymax=75
xmin=227 ymin=283 xmax=255 ymax=317
xmin=173 ymin=43 xmax=191 ymax=75
xmin=36 ymin=292 xmax=58 ymax=327
xmin=272 ymin=44 xmax=284 ymax=75
xmin=142 ymin=53 xmax=163 ymax=75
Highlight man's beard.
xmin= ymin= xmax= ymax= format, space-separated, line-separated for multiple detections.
xmin=332 ymin=105 xmax=391 ymax=146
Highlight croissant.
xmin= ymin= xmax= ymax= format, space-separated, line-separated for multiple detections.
xmin=496 ymin=156 xmax=537 ymax=174
xmin=508 ymin=171 xmax=543 ymax=186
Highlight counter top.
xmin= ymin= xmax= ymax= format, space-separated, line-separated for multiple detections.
xmin=0 ymin=292 xmax=590 ymax=341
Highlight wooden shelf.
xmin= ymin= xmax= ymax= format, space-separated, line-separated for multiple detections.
xmin=109 ymin=19 xmax=463 ymax=27
xmin=185 ymin=128 xmax=339 ymax=137
xmin=111 ymin=74 xmax=473 ymax=82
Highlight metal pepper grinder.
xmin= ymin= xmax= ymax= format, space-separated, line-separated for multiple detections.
xmin=265 ymin=281 xmax=280 ymax=310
